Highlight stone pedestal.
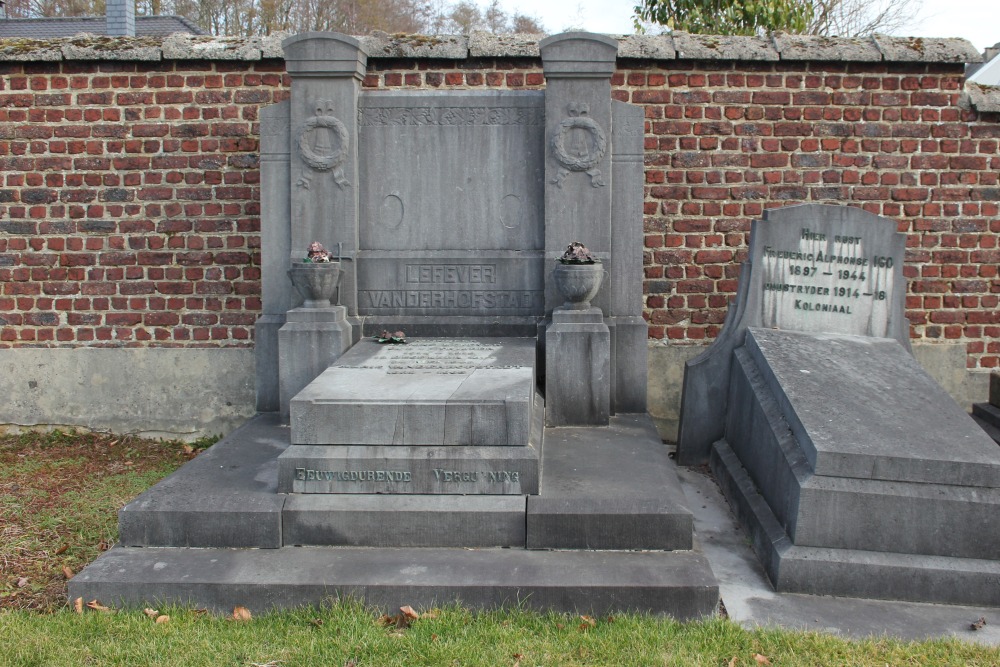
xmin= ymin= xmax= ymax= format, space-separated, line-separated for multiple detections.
xmin=545 ymin=307 xmax=610 ymax=427
xmin=278 ymin=305 xmax=352 ymax=421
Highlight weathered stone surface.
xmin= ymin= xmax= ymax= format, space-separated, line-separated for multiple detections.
xmin=615 ymin=34 xmax=675 ymax=60
xmin=545 ymin=308 xmax=610 ymax=427
xmin=61 ymin=36 xmax=161 ymax=61
xmin=118 ymin=414 xmax=287 ymax=548
xmin=528 ymin=414 xmax=692 ymax=550
xmin=0 ymin=347 xmax=255 ymax=440
xmin=991 ymin=370 xmax=1000 ymax=407
xmin=0 ymin=38 xmax=62 ymax=61
xmin=278 ymin=306 xmax=353 ymax=420
xmin=278 ymin=441 xmax=540 ymax=494
xmin=291 ymin=338 xmax=535 ymax=446
xmin=673 ymin=31 xmax=778 ymax=61
xmin=359 ymin=32 xmax=468 ymax=59
xmin=261 ymin=31 xmax=293 ymax=58
xmin=283 ymin=495 xmax=526 ymax=547
xmin=468 ymin=30 xmax=541 ymax=57
xmin=773 ymin=33 xmax=881 ymax=62
xmin=69 ymin=545 xmax=719 ymax=618
xmin=967 ymin=83 xmax=1000 ymax=114
xmin=874 ymin=35 xmax=981 ymax=63
xmin=678 ymin=204 xmax=908 ymax=465
xmin=161 ymin=33 xmax=262 ymax=60
xmin=745 ymin=328 xmax=1000 ymax=486
xmin=712 ymin=440 xmax=1000 ymax=607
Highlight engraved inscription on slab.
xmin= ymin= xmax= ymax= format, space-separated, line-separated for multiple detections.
xmin=358 ymin=339 xmax=502 ymax=375
xmin=359 ymin=105 xmax=544 ymax=127
xmin=357 ymin=256 xmax=545 ymax=316
xmin=759 ymin=226 xmax=895 ymax=336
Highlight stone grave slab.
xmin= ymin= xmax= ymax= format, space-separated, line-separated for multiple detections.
xmin=290 ymin=338 xmax=534 ymax=447
xmin=681 ymin=203 xmax=1000 ymax=605
xmin=72 ymin=32 xmax=716 ymax=617
xmin=678 ymin=204 xmax=907 ymax=465
xmin=745 ymin=327 xmax=1000 ymax=486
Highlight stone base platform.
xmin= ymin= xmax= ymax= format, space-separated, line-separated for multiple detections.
xmin=715 ymin=328 xmax=1000 ymax=605
xmin=712 ymin=440 xmax=1000 ymax=606
xmin=973 ymin=402 xmax=1000 ymax=445
xmin=69 ymin=546 xmax=718 ymax=618
xmin=72 ymin=413 xmax=718 ymax=617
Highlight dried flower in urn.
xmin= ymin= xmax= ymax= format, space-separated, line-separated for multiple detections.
xmin=559 ymin=241 xmax=598 ymax=264
xmin=305 ymin=241 xmax=332 ymax=263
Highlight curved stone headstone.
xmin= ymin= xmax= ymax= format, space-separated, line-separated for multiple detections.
xmin=677 ymin=204 xmax=907 ymax=465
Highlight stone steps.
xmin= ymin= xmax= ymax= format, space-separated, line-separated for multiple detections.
xmin=724 ymin=330 xmax=1000 ymax=561
xmin=68 ymin=545 xmax=719 ymax=619
xmin=79 ymin=412 xmax=718 ymax=616
xmin=712 ymin=439 xmax=1000 ymax=606
xmin=118 ymin=413 xmax=695 ymax=552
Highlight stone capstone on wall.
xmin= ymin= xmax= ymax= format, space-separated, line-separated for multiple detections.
xmin=0 ymin=31 xmax=982 ymax=65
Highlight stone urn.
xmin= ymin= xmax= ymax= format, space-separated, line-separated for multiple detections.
xmin=288 ymin=261 xmax=342 ymax=308
xmin=552 ymin=262 xmax=604 ymax=309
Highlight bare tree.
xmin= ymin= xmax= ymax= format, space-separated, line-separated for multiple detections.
xmin=809 ymin=0 xmax=917 ymax=37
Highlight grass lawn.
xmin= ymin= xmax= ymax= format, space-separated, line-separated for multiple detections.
xmin=3 ymin=430 xmax=1000 ymax=666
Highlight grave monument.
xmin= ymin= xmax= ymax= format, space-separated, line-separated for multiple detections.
xmin=67 ymin=32 xmax=719 ymax=617
xmin=678 ymin=204 xmax=1000 ymax=606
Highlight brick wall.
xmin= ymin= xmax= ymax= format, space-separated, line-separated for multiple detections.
xmin=1 ymin=47 xmax=999 ymax=368
xmin=0 ymin=60 xmax=288 ymax=346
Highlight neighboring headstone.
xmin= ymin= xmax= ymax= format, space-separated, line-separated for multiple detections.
xmin=677 ymin=204 xmax=908 ymax=465
xmin=684 ymin=203 xmax=1000 ymax=605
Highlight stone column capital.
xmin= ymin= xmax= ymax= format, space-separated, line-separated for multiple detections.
xmin=283 ymin=32 xmax=369 ymax=80
xmin=539 ymin=32 xmax=618 ymax=79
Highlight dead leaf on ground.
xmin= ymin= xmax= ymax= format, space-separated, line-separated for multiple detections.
xmin=16 ymin=577 xmax=28 ymax=588
xmin=232 ymin=606 xmax=252 ymax=621
xmin=971 ymin=616 xmax=987 ymax=631
xmin=182 ymin=445 xmax=194 ymax=454
xmin=728 ymin=657 xmax=737 ymax=667
xmin=513 ymin=653 xmax=524 ymax=667
xmin=54 ymin=544 xmax=68 ymax=555
xmin=399 ymin=605 xmax=419 ymax=620
xmin=155 ymin=615 xmax=170 ymax=624
xmin=143 ymin=608 xmax=159 ymax=618
xmin=86 ymin=599 xmax=111 ymax=612
xmin=754 ymin=654 xmax=771 ymax=665
xmin=578 ymin=615 xmax=596 ymax=630
xmin=310 ymin=618 xmax=324 ymax=627
xmin=62 ymin=566 xmax=74 ymax=580
xmin=73 ymin=597 xmax=84 ymax=614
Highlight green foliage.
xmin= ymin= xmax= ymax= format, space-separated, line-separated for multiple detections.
xmin=635 ymin=0 xmax=814 ymax=35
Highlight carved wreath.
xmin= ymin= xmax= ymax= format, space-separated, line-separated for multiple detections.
xmin=296 ymin=112 xmax=351 ymax=188
xmin=551 ymin=103 xmax=607 ymax=188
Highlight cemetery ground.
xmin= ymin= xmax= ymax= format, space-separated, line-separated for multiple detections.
xmin=3 ymin=433 xmax=1000 ymax=665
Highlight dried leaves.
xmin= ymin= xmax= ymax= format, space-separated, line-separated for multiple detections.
xmin=377 ymin=604 xmax=439 ymax=633
xmin=232 ymin=606 xmax=253 ymax=621
xmin=971 ymin=616 xmax=987 ymax=631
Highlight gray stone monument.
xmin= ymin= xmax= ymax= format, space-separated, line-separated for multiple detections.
xmin=972 ymin=370 xmax=1000 ymax=443
xmin=679 ymin=203 xmax=1000 ymax=606
xmin=68 ymin=32 xmax=718 ymax=617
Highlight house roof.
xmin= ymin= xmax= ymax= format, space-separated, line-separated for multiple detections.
xmin=0 ymin=15 xmax=205 ymax=39
xmin=967 ymin=41 xmax=1000 ymax=85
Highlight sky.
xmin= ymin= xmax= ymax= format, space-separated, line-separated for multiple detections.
xmin=487 ymin=0 xmax=998 ymax=52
